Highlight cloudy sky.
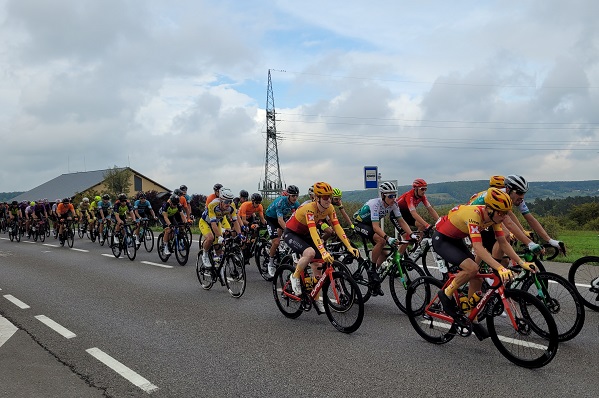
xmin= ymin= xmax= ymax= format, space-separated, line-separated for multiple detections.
xmin=1 ymin=0 xmax=598 ymax=197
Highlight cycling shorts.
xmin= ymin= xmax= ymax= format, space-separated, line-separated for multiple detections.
xmin=431 ymin=230 xmax=474 ymax=268
xmin=282 ymin=229 xmax=322 ymax=260
xmin=265 ymin=216 xmax=282 ymax=239
xmin=198 ymin=217 xmax=230 ymax=236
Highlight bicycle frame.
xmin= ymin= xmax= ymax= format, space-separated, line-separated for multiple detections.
xmin=281 ymin=261 xmax=336 ymax=305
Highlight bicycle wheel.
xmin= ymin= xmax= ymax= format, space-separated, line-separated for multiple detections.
xmin=421 ymin=245 xmax=446 ymax=282
xmin=406 ymin=276 xmax=456 ymax=344
xmin=341 ymin=256 xmax=372 ymax=303
xmin=67 ymin=226 xmax=74 ymax=248
xmin=157 ymin=233 xmax=169 ymax=262
xmin=272 ymin=264 xmax=303 ymax=319
xmin=520 ymin=272 xmax=584 ymax=342
xmin=323 ymin=269 xmax=364 ymax=333
xmin=487 ymin=288 xmax=559 ymax=368
xmin=389 ymin=258 xmax=425 ymax=314
xmin=174 ymin=235 xmax=189 ymax=266
xmin=184 ymin=225 xmax=192 ymax=246
xmin=224 ymin=254 xmax=246 ymax=298
xmin=540 ymin=244 xmax=559 ymax=261
xmin=39 ymin=226 xmax=46 ymax=243
xmin=77 ymin=223 xmax=84 ymax=238
xmin=195 ymin=251 xmax=215 ymax=290
xmin=568 ymin=256 xmax=599 ymax=312
xmin=143 ymin=228 xmax=154 ymax=252
xmin=111 ymin=233 xmax=122 ymax=258
xmin=124 ymin=231 xmax=137 ymax=261
xmin=255 ymin=239 xmax=273 ymax=281
xmin=8 ymin=225 xmax=14 ymax=242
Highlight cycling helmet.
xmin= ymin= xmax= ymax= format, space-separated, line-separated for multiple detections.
xmin=313 ymin=182 xmax=333 ymax=197
xmin=239 ymin=189 xmax=249 ymax=199
xmin=308 ymin=185 xmax=314 ymax=195
xmin=102 ymin=194 xmax=110 ymax=200
xmin=94 ymin=196 xmax=101 ymax=202
xmin=118 ymin=193 xmax=127 ymax=201
xmin=11 ymin=201 xmax=18 ymax=206
xmin=179 ymin=185 xmax=188 ymax=191
xmin=412 ymin=178 xmax=427 ymax=188
xmin=484 ymin=188 xmax=513 ymax=212
xmin=62 ymin=198 xmax=70 ymax=203
xmin=379 ymin=181 xmax=397 ymax=194
xmin=137 ymin=192 xmax=146 ymax=199
xmin=489 ymin=175 xmax=505 ymax=188
xmin=251 ymin=193 xmax=262 ymax=203
xmin=219 ymin=188 xmax=235 ymax=200
xmin=286 ymin=185 xmax=299 ymax=195
xmin=82 ymin=197 xmax=89 ymax=203
xmin=30 ymin=201 xmax=36 ymax=206
xmin=173 ymin=188 xmax=183 ymax=196
xmin=504 ymin=175 xmax=529 ymax=193
xmin=332 ymin=188 xmax=342 ymax=198
xmin=213 ymin=183 xmax=223 ymax=191
xmin=169 ymin=195 xmax=180 ymax=204
xmin=55 ymin=199 xmax=61 ymax=203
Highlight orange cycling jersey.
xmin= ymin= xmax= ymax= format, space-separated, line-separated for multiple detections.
xmin=286 ymin=202 xmax=351 ymax=256
xmin=205 ymin=193 xmax=217 ymax=206
xmin=56 ymin=203 xmax=75 ymax=216
xmin=238 ymin=201 xmax=264 ymax=219
xmin=179 ymin=195 xmax=188 ymax=209
xmin=436 ymin=204 xmax=503 ymax=243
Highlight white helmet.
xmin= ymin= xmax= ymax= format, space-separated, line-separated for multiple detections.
xmin=82 ymin=197 xmax=89 ymax=203
xmin=379 ymin=181 xmax=397 ymax=194
xmin=219 ymin=188 xmax=235 ymax=200
xmin=505 ymin=175 xmax=529 ymax=193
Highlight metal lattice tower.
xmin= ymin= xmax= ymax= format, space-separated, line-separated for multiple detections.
xmin=260 ymin=69 xmax=283 ymax=200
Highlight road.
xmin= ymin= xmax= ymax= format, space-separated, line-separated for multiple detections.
xmin=0 ymin=234 xmax=597 ymax=397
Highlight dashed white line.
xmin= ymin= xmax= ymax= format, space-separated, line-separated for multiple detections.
xmin=0 ymin=316 xmax=18 ymax=347
xmin=34 ymin=315 xmax=76 ymax=339
xmin=140 ymin=261 xmax=173 ymax=269
xmin=3 ymin=294 xmax=30 ymax=309
xmin=70 ymin=248 xmax=89 ymax=252
xmin=43 ymin=243 xmax=59 ymax=247
xmin=86 ymin=348 xmax=159 ymax=393
xmin=23 ymin=241 xmax=36 ymax=244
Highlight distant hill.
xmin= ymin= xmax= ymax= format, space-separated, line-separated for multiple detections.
xmin=0 ymin=192 xmax=24 ymax=202
xmin=341 ymin=180 xmax=599 ymax=206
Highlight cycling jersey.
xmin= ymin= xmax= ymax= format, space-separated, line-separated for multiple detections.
xmin=353 ymin=197 xmax=402 ymax=223
xmin=8 ymin=205 xmax=21 ymax=217
xmin=396 ymin=189 xmax=432 ymax=212
xmin=89 ymin=201 xmax=98 ymax=212
xmin=201 ymin=199 xmax=237 ymax=224
xmin=468 ymin=189 xmax=530 ymax=215
xmin=205 ymin=193 xmax=217 ymax=205
xmin=238 ymin=201 xmax=264 ymax=219
xmin=56 ymin=203 xmax=75 ymax=216
xmin=265 ymin=196 xmax=300 ymax=219
xmin=133 ymin=199 xmax=153 ymax=216
xmin=435 ymin=204 xmax=504 ymax=243
xmin=113 ymin=200 xmax=133 ymax=217
xmin=78 ymin=202 xmax=90 ymax=213
xmin=161 ymin=201 xmax=184 ymax=218
xmin=98 ymin=200 xmax=113 ymax=217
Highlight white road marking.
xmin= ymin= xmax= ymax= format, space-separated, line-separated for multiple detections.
xmin=140 ymin=261 xmax=173 ymax=269
xmin=0 ymin=237 xmax=8 ymax=240
xmin=43 ymin=243 xmax=59 ymax=247
xmin=86 ymin=347 xmax=159 ymax=393
xmin=101 ymin=253 xmax=120 ymax=258
xmin=34 ymin=315 xmax=76 ymax=339
xmin=70 ymin=248 xmax=88 ymax=252
xmin=0 ymin=316 xmax=18 ymax=348
xmin=23 ymin=241 xmax=36 ymax=244
xmin=3 ymin=294 xmax=30 ymax=309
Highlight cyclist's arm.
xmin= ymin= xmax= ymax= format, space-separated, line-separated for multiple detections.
xmin=496 ymin=234 xmax=526 ymax=266
xmin=522 ymin=212 xmax=552 ymax=243
xmin=502 ymin=216 xmax=533 ymax=245
xmin=507 ymin=211 xmax=526 ymax=233
xmin=426 ymin=206 xmax=439 ymax=224
xmin=471 ymin=240 xmax=505 ymax=272
xmin=395 ymin=216 xmax=414 ymax=237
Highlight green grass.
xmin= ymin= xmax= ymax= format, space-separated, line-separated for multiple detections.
xmin=557 ymin=230 xmax=599 ymax=263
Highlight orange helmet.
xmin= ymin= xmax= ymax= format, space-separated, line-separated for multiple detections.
xmin=489 ymin=175 xmax=505 ymax=188
xmin=484 ymin=188 xmax=513 ymax=211
xmin=313 ymin=182 xmax=333 ymax=197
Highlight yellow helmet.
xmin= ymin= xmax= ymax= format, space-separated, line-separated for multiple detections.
xmin=484 ymin=188 xmax=513 ymax=211
xmin=489 ymin=175 xmax=505 ymax=188
xmin=313 ymin=182 xmax=333 ymax=197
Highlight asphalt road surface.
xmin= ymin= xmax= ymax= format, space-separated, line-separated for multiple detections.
xmin=0 ymin=234 xmax=597 ymax=398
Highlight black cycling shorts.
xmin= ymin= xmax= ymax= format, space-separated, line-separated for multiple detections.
xmin=282 ymin=229 xmax=322 ymax=260
xmin=432 ymin=230 xmax=474 ymax=268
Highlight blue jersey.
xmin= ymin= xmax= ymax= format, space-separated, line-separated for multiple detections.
xmin=133 ymin=199 xmax=153 ymax=216
xmin=265 ymin=196 xmax=300 ymax=219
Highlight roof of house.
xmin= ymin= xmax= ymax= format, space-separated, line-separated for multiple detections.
xmin=10 ymin=167 xmax=170 ymax=202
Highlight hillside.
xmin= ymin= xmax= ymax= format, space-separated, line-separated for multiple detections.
xmin=341 ymin=180 xmax=599 ymax=206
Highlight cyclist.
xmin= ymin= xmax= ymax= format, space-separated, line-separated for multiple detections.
xmin=77 ymin=197 xmax=92 ymax=233
xmin=300 ymin=185 xmax=315 ymax=206
xmin=7 ymin=200 xmax=22 ymax=231
xmin=88 ymin=195 xmax=100 ymax=233
xmin=233 ymin=189 xmax=249 ymax=210
xmin=51 ymin=199 xmax=61 ymax=237
xmin=24 ymin=201 xmax=36 ymax=238
xmin=393 ymin=178 xmax=439 ymax=233
xmin=206 ymin=183 xmax=223 ymax=205
xmin=159 ymin=194 xmax=188 ymax=256
xmin=469 ymin=174 xmax=564 ymax=260
xmin=133 ymin=192 xmax=157 ymax=244
xmin=433 ymin=188 xmax=537 ymax=340
xmin=238 ymin=193 xmax=267 ymax=229
xmin=113 ymin=194 xmax=135 ymax=245
xmin=264 ymin=185 xmax=300 ymax=276
xmin=179 ymin=185 xmax=193 ymax=220
xmin=284 ymin=182 xmax=360 ymax=312
xmin=97 ymin=194 xmax=113 ymax=245
xmin=199 ymin=188 xmax=240 ymax=266
xmin=55 ymin=198 xmax=77 ymax=244
xmin=353 ymin=181 xmax=417 ymax=296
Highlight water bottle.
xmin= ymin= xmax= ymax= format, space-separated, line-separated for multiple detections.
xmin=304 ymin=276 xmax=314 ymax=291
xmin=380 ymin=259 xmax=390 ymax=270
xmin=292 ymin=252 xmax=299 ymax=264
xmin=469 ymin=291 xmax=482 ymax=309
xmin=435 ymin=254 xmax=447 ymax=273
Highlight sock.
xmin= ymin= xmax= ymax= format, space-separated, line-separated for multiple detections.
xmin=444 ymin=280 xmax=457 ymax=297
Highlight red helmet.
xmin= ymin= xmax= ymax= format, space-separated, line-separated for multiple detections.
xmin=413 ymin=178 xmax=427 ymax=188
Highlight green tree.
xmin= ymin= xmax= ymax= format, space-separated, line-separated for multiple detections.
xmin=103 ymin=166 xmax=132 ymax=197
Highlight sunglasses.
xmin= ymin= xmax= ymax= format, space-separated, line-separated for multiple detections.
xmin=289 ymin=194 xmax=298 ymax=198
xmin=223 ymin=199 xmax=232 ymax=205
xmin=515 ymin=190 xmax=526 ymax=195
xmin=385 ymin=194 xmax=397 ymax=199
xmin=320 ymin=195 xmax=332 ymax=201
xmin=419 ymin=187 xmax=428 ymax=191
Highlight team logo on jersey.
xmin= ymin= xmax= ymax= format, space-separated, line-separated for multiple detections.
xmin=469 ymin=224 xmax=480 ymax=234
xmin=307 ymin=213 xmax=315 ymax=222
